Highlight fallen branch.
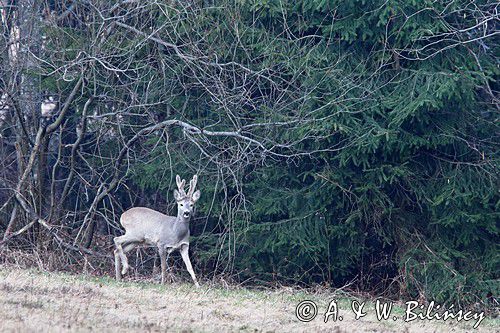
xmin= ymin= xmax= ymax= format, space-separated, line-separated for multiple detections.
xmin=0 ymin=218 xmax=36 ymax=246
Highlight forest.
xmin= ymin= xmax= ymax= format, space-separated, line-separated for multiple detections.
xmin=0 ymin=0 xmax=498 ymax=311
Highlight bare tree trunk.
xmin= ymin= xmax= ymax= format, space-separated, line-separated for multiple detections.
xmin=2 ymin=206 xmax=17 ymax=241
xmin=7 ymin=0 xmax=43 ymax=244
xmin=37 ymin=135 xmax=49 ymax=216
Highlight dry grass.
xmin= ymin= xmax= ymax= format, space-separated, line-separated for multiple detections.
xmin=0 ymin=266 xmax=497 ymax=333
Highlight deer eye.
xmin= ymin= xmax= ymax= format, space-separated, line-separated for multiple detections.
xmin=180 ymin=203 xmax=184 ymax=207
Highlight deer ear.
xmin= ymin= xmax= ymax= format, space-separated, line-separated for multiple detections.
xmin=192 ymin=190 xmax=201 ymax=202
xmin=174 ymin=189 xmax=182 ymax=201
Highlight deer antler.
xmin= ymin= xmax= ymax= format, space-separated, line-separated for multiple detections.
xmin=176 ymin=175 xmax=187 ymax=197
xmin=187 ymin=175 xmax=198 ymax=198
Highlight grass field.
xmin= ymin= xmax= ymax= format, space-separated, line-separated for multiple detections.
xmin=0 ymin=266 xmax=497 ymax=332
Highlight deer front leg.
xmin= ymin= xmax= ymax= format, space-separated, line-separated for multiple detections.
xmin=180 ymin=244 xmax=199 ymax=288
xmin=158 ymin=246 xmax=167 ymax=284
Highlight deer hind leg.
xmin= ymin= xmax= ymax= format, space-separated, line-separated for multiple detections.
xmin=122 ymin=242 xmax=138 ymax=274
xmin=114 ymin=235 xmax=136 ymax=276
xmin=180 ymin=244 xmax=199 ymax=288
xmin=114 ymin=247 xmax=122 ymax=281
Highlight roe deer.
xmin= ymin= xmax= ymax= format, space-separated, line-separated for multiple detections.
xmin=114 ymin=174 xmax=201 ymax=287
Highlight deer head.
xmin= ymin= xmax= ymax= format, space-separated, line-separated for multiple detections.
xmin=173 ymin=175 xmax=201 ymax=219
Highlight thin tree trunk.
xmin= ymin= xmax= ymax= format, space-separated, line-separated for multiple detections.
xmin=17 ymin=0 xmax=42 ymax=244
xmin=2 ymin=205 xmax=17 ymax=241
